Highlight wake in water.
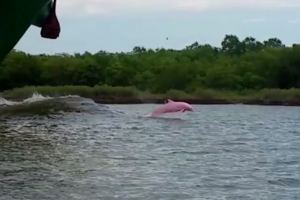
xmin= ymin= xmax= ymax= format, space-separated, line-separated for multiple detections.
xmin=0 ymin=93 xmax=120 ymax=116
xmin=0 ymin=93 xmax=189 ymax=120
xmin=0 ymin=93 xmax=78 ymax=106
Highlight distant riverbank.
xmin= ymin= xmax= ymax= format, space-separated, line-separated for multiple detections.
xmin=1 ymin=85 xmax=300 ymax=106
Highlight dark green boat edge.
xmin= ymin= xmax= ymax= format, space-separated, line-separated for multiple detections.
xmin=0 ymin=0 xmax=55 ymax=64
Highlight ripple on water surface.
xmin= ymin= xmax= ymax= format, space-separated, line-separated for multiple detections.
xmin=1 ymin=97 xmax=300 ymax=199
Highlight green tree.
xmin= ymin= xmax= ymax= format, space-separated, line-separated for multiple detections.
xmin=1 ymin=34 xmax=300 ymax=93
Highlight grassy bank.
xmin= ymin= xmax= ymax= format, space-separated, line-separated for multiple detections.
xmin=1 ymin=85 xmax=300 ymax=105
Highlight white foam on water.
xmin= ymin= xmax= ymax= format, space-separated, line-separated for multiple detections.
xmin=142 ymin=113 xmax=152 ymax=118
xmin=141 ymin=111 xmax=189 ymax=120
xmin=0 ymin=92 xmax=80 ymax=107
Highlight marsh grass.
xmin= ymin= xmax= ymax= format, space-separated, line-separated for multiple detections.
xmin=1 ymin=85 xmax=300 ymax=103
xmin=0 ymin=85 xmax=139 ymax=99
xmin=255 ymin=88 xmax=300 ymax=101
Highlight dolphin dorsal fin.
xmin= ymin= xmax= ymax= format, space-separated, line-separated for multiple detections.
xmin=166 ymin=99 xmax=174 ymax=103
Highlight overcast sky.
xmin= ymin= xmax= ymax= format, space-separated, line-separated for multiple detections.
xmin=15 ymin=0 xmax=300 ymax=54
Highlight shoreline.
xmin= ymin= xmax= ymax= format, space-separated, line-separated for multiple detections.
xmin=2 ymin=97 xmax=300 ymax=106
xmin=2 ymin=86 xmax=300 ymax=106
xmin=88 ymin=98 xmax=300 ymax=106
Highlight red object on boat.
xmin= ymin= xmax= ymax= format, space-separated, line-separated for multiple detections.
xmin=40 ymin=0 xmax=60 ymax=39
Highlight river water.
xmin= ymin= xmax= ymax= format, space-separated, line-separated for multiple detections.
xmin=0 ymin=94 xmax=300 ymax=200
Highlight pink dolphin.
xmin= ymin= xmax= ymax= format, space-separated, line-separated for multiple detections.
xmin=150 ymin=99 xmax=194 ymax=116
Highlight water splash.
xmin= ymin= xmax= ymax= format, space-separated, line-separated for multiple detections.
xmin=0 ymin=93 xmax=79 ymax=107
xmin=141 ymin=111 xmax=189 ymax=120
xmin=0 ymin=93 xmax=128 ymax=117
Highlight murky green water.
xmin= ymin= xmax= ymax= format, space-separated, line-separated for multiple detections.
xmin=1 ymin=95 xmax=300 ymax=199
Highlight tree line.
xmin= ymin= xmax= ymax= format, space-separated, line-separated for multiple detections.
xmin=0 ymin=34 xmax=299 ymax=93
